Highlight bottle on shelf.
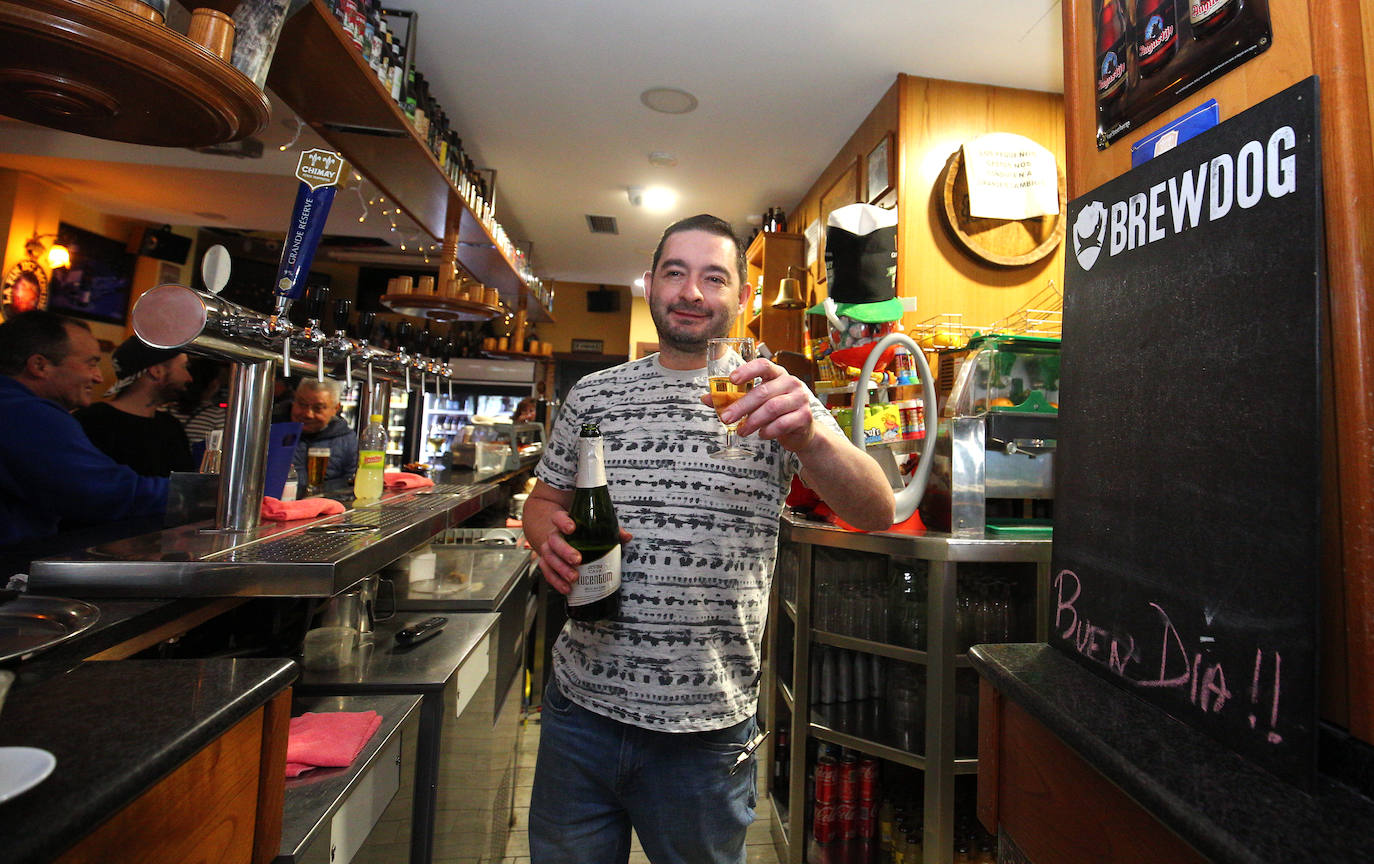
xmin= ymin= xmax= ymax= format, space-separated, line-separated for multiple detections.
xmin=354 ymin=413 xmax=387 ymax=501
xmin=565 ymin=422 xmax=622 ymax=621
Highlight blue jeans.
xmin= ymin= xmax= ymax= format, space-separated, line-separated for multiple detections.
xmin=529 ymin=678 xmax=759 ymax=864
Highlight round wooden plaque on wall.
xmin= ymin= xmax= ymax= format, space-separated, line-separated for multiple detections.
xmin=940 ymin=148 xmax=1066 ymax=268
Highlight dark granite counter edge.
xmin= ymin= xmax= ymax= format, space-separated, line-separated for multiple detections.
xmin=2 ymin=657 xmax=299 ymax=864
xmin=969 ymin=643 xmax=1374 ymax=864
xmin=64 ymin=660 xmax=301 ymax=858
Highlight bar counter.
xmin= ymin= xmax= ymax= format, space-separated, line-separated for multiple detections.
xmin=0 ymin=657 xmax=298 ymax=864
xmin=970 ymin=643 xmax=1374 ymax=864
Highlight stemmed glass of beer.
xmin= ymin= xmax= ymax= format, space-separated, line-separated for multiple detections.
xmin=706 ymin=337 xmax=755 ymax=460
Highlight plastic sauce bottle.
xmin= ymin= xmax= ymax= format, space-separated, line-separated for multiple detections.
xmin=353 ymin=413 xmax=387 ymax=501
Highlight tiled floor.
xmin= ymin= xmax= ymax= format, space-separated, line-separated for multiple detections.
xmin=499 ymin=710 xmax=784 ymax=864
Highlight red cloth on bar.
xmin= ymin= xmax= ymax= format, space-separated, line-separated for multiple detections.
xmin=383 ymin=471 xmax=434 ymax=490
xmin=261 ymin=496 xmax=346 ymax=522
xmin=285 ymin=710 xmax=383 ymax=777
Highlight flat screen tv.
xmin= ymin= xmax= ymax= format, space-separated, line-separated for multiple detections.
xmin=46 ymin=223 xmax=135 ymax=325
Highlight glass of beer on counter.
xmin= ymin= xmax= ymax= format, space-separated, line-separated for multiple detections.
xmin=306 ymin=446 xmax=331 ymax=497
xmin=706 ymin=337 xmax=755 ymax=460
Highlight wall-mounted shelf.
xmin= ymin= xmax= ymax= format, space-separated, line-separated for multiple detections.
xmin=741 ymin=231 xmax=806 ymax=354
xmin=0 ymin=0 xmax=269 ymax=147
xmin=268 ymin=0 xmax=552 ymax=323
xmin=380 ymin=292 xmax=500 ymax=322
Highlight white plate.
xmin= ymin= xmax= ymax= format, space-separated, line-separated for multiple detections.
xmin=0 ymin=746 xmax=56 ymax=803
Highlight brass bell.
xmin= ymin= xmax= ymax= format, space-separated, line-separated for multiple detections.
xmin=771 ymin=276 xmax=806 ymax=310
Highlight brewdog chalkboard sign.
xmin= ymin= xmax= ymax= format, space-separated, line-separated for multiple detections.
xmin=1054 ymin=77 xmax=1322 ymax=786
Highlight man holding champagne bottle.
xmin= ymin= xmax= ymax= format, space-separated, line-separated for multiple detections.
xmin=524 ymin=214 xmax=892 ymax=864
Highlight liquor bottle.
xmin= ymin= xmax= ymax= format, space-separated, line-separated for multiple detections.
xmin=389 ymin=40 xmax=404 ymax=103
xmin=1135 ymin=0 xmax=1178 ymax=76
xmin=565 ymin=422 xmax=622 ymax=621
xmin=1095 ymin=0 xmax=1129 ymax=107
xmin=354 ymin=413 xmax=387 ymax=501
xmin=1190 ymin=0 xmax=1239 ymax=38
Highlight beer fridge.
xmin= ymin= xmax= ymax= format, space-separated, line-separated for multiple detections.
xmin=403 ymin=357 xmax=539 ymax=470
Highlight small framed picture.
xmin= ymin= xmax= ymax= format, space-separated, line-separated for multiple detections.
xmin=571 ymin=338 xmax=604 ymax=353
xmin=866 ymin=133 xmax=895 ymax=204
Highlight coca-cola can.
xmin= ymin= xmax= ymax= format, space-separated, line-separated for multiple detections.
xmin=814 ymin=801 xmax=836 ymax=845
xmin=839 ymin=755 xmax=859 ymax=802
xmin=859 ymin=758 xmax=879 ymax=802
xmin=814 ymin=756 xmax=837 ymax=803
xmin=838 ymin=801 xmax=857 ymax=839
xmin=858 ymin=800 xmax=877 ymax=840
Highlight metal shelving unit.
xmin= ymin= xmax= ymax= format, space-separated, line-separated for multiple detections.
xmin=763 ymin=514 xmax=1051 ymax=864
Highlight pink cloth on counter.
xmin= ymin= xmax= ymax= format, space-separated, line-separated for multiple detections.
xmin=261 ymin=496 xmax=346 ymax=522
xmin=285 ymin=710 xmax=383 ymax=777
xmin=383 ymin=471 xmax=434 ymax=490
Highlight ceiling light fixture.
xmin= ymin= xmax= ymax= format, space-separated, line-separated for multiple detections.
xmin=628 ymin=186 xmax=677 ymax=211
xmin=640 ymin=187 xmax=676 ymax=211
xmin=640 ymin=87 xmax=698 ymax=115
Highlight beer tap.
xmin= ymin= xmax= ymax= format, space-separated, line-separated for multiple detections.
xmin=395 ymin=321 xmax=414 ymax=391
xmin=330 ymin=299 xmax=356 ymax=383
xmin=300 ymin=286 xmax=329 ymax=382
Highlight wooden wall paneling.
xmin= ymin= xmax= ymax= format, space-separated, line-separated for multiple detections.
xmin=896 ymin=75 xmax=1065 ymax=337
xmin=1311 ymin=0 xmax=1374 ymax=741
xmin=816 ymin=160 xmax=859 ymax=288
xmin=790 ymin=80 xmax=900 ymax=291
xmin=57 ymin=706 xmax=266 ymax=863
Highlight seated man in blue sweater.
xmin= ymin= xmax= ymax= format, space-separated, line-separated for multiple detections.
xmin=0 ymin=311 xmax=168 ymax=548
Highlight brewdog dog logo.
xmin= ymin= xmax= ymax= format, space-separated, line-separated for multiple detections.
xmin=1070 ymin=108 xmax=1304 ymax=273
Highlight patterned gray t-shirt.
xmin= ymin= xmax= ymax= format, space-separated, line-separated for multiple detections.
xmin=537 ymin=353 xmax=840 ymax=731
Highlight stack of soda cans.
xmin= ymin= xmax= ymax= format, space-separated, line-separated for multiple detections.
xmin=812 ymin=747 xmax=882 ymax=862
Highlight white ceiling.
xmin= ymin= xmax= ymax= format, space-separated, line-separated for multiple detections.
xmin=0 ymin=0 xmax=1064 ymax=288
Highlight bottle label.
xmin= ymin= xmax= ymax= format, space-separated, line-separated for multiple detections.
xmin=359 ymin=451 xmax=385 ymax=469
xmin=1138 ymin=15 xmax=1175 ymax=60
xmin=575 ymin=436 xmax=606 ymax=488
xmin=568 ymin=546 xmax=621 ymax=606
xmin=1190 ymin=0 xmax=1230 ymax=24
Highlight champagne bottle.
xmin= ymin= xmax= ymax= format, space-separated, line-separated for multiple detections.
xmin=565 ymin=422 xmax=622 ymax=621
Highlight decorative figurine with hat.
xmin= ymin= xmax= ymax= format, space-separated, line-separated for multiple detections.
xmin=808 ymin=203 xmax=909 ymax=372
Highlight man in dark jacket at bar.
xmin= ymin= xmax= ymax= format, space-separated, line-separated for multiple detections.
xmin=284 ymin=377 xmax=357 ymax=496
xmin=0 ymin=311 xmax=168 ymax=548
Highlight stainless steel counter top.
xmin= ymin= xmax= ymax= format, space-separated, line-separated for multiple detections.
xmin=297 ymin=611 xmax=500 ymax=693
xmin=277 ymin=692 xmax=423 ymax=864
xmin=781 ymin=509 xmax=1053 ymax=562
xmin=27 ymin=483 xmax=502 ymax=599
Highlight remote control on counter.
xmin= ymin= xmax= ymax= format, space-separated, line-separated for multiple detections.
xmin=395 ymin=616 xmax=447 ymax=646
